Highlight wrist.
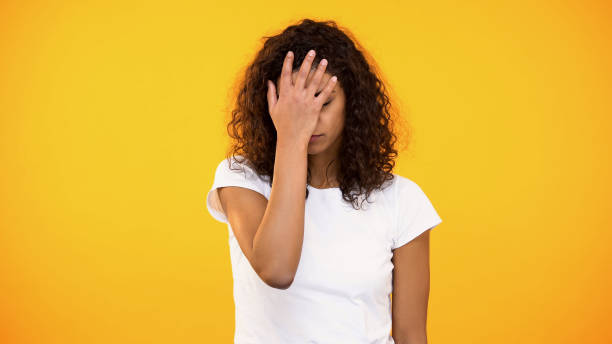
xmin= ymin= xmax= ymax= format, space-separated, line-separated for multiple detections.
xmin=276 ymin=135 xmax=309 ymax=152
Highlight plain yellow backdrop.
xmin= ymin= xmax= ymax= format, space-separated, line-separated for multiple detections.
xmin=1 ymin=0 xmax=610 ymax=343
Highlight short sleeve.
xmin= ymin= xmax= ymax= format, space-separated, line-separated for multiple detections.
xmin=392 ymin=177 xmax=442 ymax=249
xmin=205 ymin=156 xmax=269 ymax=224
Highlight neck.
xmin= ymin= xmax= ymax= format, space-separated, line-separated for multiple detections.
xmin=307 ymin=135 xmax=341 ymax=187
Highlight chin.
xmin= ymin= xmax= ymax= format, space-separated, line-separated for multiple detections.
xmin=307 ymin=143 xmax=327 ymax=155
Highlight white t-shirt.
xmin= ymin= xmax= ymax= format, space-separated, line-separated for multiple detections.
xmin=206 ymin=155 xmax=442 ymax=344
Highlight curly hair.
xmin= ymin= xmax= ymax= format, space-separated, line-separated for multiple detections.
xmin=223 ymin=18 xmax=410 ymax=210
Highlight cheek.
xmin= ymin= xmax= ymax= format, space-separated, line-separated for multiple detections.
xmin=321 ymin=108 xmax=344 ymax=131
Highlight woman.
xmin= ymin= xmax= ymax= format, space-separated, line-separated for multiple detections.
xmin=206 ymin=18 xmax=442 ymax=344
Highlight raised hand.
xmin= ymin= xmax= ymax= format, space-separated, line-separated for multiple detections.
xmin=266 ymin=49 xmax=338 ymax=147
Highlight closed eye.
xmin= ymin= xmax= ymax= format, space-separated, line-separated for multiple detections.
xmin=323 ymin=100 xmax=332 ymax=107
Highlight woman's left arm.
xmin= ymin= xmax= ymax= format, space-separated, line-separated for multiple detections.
xmin=391 ymin=229 xmax=432 ymax=344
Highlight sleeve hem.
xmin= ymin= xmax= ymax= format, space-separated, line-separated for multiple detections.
xmin=392 ymin=218 xmax=442 ymax=250
xmin=206 ymin=184 xmax=267 ymax=224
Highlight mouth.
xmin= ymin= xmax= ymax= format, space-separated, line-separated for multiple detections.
xmin=309 ymin=134 xmax=323 ymax=142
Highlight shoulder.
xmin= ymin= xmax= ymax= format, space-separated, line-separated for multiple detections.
xmin=212 ymin=154 xmax=271 ymax=196
xmin=366 ymin=173 xmax=422 ymax=212
xmin=388 ymin=173 xmax=437 ymax=216
xmin=389 ymin=173 xmax=423 ymax=200
xmin=215 ymin=155 xmax=269 ymax=181
xmin=215 ymin=154 xmax=253 ymax=174
xmin=389 ymin=173 xmax=442 ymax=249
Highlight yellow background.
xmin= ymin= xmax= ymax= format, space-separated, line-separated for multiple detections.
xmin=1 ymin=0 xmax=610 ymax=343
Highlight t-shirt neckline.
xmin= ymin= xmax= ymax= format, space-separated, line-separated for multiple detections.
xmin=307 ymin=184 xmax=340 ymax=191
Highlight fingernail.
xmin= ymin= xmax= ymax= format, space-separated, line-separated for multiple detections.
xmin=308 ymin=49 xmax=315 ymax=57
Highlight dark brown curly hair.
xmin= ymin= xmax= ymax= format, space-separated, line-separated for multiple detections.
xmin=223 ymin=18 xmax=410 ymax=210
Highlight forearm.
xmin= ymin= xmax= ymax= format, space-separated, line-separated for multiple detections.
xmin=252 ymin=137 xmax=308 ymax=286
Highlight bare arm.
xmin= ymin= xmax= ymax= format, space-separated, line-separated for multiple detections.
xmin=217 ymin=48 xmax=336 ymax=289
xmin=391 ymin=229 xmax=432 ymax=344
xmin=217 ymin=140 xmax=307 ymax=289
xmin=251 ymin=139 xmax=308 ymax=288
xmin=219 ymin=142 xmax=307 ymax=289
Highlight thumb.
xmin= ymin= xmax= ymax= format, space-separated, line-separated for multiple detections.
xmin=266 ymin=80 xmax=277 ymax=113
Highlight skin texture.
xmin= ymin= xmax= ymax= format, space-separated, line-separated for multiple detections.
xmin=218 ymin=136 xmax=308 ymax=289
xmin=217 ymin=49 xmax=339 ymax=289
xmin=391 ymin=229 xmax=432 ymax=344
xmin=274 ymin=68 xmax=346 ymax=188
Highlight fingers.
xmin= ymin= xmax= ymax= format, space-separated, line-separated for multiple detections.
xmin=306 ymin=58 xmax=328 ymax=98
xmin=315 ymin=75 xmax=338 ymax=107
xmin=266 ymin=80 xmax=277 ymax=114
xmin=278 ymin=51 xmax=294 ymax=97
xmin=295 ymin=49 xmax=316 ymax=90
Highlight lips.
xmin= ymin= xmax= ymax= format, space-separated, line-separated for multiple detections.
xmin=309 ymin=134 xmax=323 ymax=143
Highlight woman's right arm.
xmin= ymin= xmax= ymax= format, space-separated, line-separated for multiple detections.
xmin=217 ymin=139 xmax=307 ymax=289
xmin=253 ymin=138 xmax=309 ymax=288
xmin=218 ymin=49 xmax=335 ymax=289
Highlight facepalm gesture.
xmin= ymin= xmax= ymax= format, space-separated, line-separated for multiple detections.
xmin=266 ymin=49 xmax=338 ymax=146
